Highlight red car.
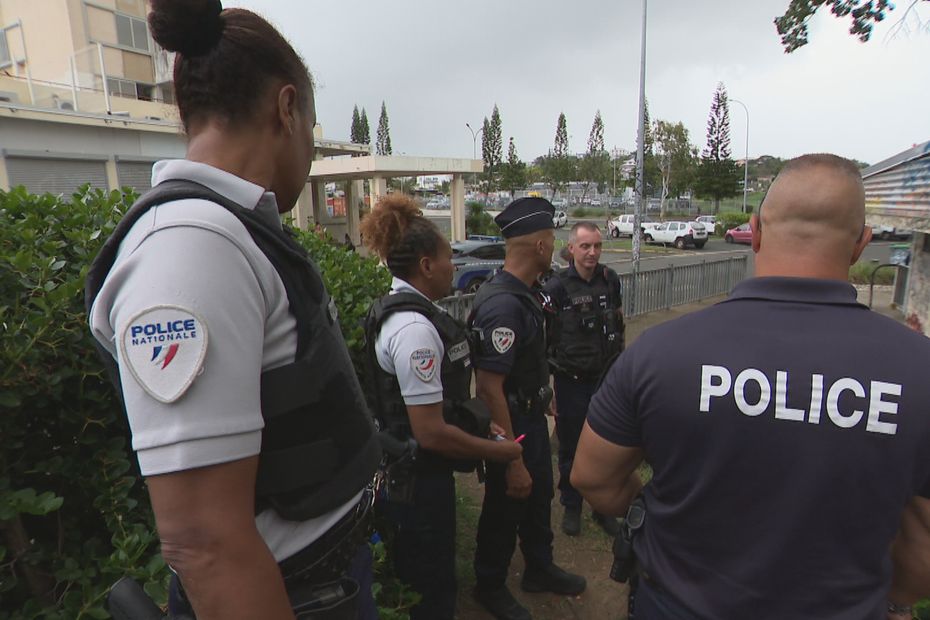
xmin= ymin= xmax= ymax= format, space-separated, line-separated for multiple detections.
xmin=724 ymin=223 xmax=752 ymax=245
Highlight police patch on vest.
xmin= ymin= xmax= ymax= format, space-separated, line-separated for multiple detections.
xmin=447 ymin=340 xmax=470 ymax=363
xmin=491 ymin=327 xmax=515 ymax=354
xmin=119 ymin=305 xmax=208 ymax=404
xmin=410 ymin=348 xmax=438 ymax=382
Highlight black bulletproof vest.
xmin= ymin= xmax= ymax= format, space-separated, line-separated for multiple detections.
xmin=364 ymin=291 xmax=484 ymax=472
xmin=549 ymin=265 xmax=624 ymax=378
xmin=469 ymin=274 xmax=549 ymax=409
xmin=85 ymin=180 xmax=381 ymax=521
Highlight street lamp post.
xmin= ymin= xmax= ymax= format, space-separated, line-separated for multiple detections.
xmin=465 ymin=122 xmax=484 ymax=190
xmin=729 ymin=98 xmax=750 ymax=214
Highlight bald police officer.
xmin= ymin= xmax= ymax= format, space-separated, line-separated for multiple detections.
xmin=544 ymin=222 xmax=624 ymax=537
xmin=470 ymin=197 xmax=586 ymax=620
xmin=571 ymin=154 xmax=930 ymax=619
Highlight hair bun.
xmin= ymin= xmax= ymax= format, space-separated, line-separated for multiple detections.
xmin=149 ymin=0 xmax=224 ymax=57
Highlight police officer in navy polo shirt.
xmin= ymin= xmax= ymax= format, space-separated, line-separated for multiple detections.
xmin=470 ymin=197 xmax=586 ymax=620
xmin=543 ymin=221 xmax=624 ymax=538
xmin=571 ymin=154 xmax=930 ymax=620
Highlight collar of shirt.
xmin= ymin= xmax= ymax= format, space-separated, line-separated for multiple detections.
xmin=152 ymin=160 xmax=283 ymax=230
xmin=566 ymin=261 xmax=605 ymax=284
xmin=727 ymin=276 xmax=865 ymax=308
xmin=389 ymin=277 xmax=430 ymax=299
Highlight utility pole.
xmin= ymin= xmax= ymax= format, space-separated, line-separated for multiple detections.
xmin=631 ymin=0 xmax=648 ymax=315
xmin=729 ymin=98 xmax=750 ymax=214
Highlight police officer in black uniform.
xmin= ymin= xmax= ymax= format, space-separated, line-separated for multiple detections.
xmin=470 ymin=197 xmax=586 ymax=620
xmin=543 ymin=222 xmax=623 ymax=537
xmin=572 ymin=154 xmax=930 ymax=619
xmin=87 ymin=2 xmax=380 ymax=618
xmin=360 ymin=194 xmax=521 ymax=619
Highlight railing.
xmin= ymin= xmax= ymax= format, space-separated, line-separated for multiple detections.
xmin=437 ymin=255 xmax=749 ymax=320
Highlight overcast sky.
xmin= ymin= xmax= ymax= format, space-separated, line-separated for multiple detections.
xmin=228 ymin=0 xmax=929 ymax=166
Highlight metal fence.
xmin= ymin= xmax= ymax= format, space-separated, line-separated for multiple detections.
xmin=437 ymin=255 xmax=749 ymax=320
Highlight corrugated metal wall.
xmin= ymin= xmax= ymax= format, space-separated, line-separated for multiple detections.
xmin=5 ymin=157 xmax=108 ymax=196
xmin=117 ymin=161 xmax=155 ymax=192
xmin=864 ymin=153 xmax=930 ymax=220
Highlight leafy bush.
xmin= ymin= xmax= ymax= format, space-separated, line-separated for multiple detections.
xmin=848 ymin=261 xmax=895 ymax=285
xmin=716 ymin=212 xmax=751 ymax=235
xmin=0 ymin=186 xmax=392 ymax=619
xmin=465 ymin=201 xmax=498 ymax=237
xmin=1 ymin=185 xmax=168 ymax=620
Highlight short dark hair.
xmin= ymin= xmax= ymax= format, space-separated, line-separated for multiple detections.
xmin=149 ymin=0 xmax=313 ymax=132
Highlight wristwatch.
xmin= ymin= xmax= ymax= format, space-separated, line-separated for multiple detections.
xmin=887 ymin=600 xmax=913 ymax=616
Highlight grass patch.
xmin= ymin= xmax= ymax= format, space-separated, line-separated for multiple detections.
xmin=454 ymin=478 xmax=483 ymax=593
xmin=849 ymin=261 xmax=895 ymax=285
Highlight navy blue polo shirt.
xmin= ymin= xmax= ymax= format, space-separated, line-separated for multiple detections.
xmin=471 ymin=271 xmax=542 ymax=375
xmin=588 ymin=276 xmax=930 ymax=620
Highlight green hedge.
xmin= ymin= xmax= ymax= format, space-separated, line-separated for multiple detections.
xmin=0 ymin=186 xmax=392 ymax=619
xmin=716 ymin=212 xmax=751 ymax=236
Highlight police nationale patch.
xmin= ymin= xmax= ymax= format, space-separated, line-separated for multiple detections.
xmin=119 ymin=305 xmax=208 ymax=404
xmin=491 ymin=327 xmax=515 ymax=354
xmin=410 ymin=348 xmax=437 ymax=382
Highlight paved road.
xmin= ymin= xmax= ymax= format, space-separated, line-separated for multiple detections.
xmin=428 ymin=212 xmax=904 ymax=276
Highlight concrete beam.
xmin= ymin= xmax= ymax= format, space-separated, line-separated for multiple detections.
xmin=309 ymin=155 xmax=483 ymax=182
xmin=450 ymin=174 xmax=466 ymax=242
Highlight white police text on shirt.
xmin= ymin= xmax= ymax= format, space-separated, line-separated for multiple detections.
xmin=699 ymin=365 xmax=901 ymax=435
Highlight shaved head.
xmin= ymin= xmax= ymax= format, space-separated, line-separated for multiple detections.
xmin=753 ymin=154 xmax=870 ymax=280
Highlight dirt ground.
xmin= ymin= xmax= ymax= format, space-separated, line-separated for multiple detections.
xmin=448 ymin=286 xmax=906 ymax=620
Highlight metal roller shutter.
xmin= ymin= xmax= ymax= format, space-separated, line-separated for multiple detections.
xmin=6 ymin=157 xmax=108 ymax=196
xmin=117 ymin=161 xmax=155 ymax=192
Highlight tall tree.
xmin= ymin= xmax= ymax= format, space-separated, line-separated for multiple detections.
xmin=350 ymin=105 xmax=361 ymax=143
xmin=499 ymin=137 xmax=527 ymax=198
xmin=541 ymin=113 xmax=575 ymax=200
xmin=774 ymin=0 xmax=921 ymax=53
xmin=654 ymin=120 xmax=696 ymax=217
xmin=694 ymin=83 xmax=741 ymax=213
xmin=376 ymin=101 xmax=392 ymax=156
xmin=579 ymin=111 xmax=611 ymax=201
xmin=480 ymin=105 xmax=504 ymax=195
xmin=359 ymin=108 xmax=371 ymax=145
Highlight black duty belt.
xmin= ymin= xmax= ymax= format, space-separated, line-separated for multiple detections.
xmin=279 ymin=485 xmax=375 ymax=586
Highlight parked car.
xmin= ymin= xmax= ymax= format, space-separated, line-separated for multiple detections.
xmin=451 ymin=239 xmax=507 ymax=293
xmin=724 ymin=223 xmax=752 ymax=245
xmin=589 ymin=199 xmax=602 ymax=207
xmin=606 ymin=214 xmax=657 ymax=238
xmin=875 ymin=225 xmax=912 ymax=241
xmin=553 ymin=210 xmax=568 ymax=228
xmin=695 ymin=215 xmax=717 ymax=235
xmin=643 ymin=221 xmax=707 ymax=249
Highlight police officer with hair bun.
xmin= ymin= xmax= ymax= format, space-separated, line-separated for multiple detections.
xmin=87 ymin=1 xmax=380 ymax=618
xmin=361 ymin=194 xmax=522 ymax=620
xmin=470 ymin=197 xmax=586 ymax=620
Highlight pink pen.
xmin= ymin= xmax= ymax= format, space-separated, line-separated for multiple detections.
xmin=514 ymin=434 xmax=526 ymax=444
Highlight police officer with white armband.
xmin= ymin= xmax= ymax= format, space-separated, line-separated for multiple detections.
xmin=543 ymin=222 xmax=624 ymax=538
xmin=470 ymin=197 xmax=586 ymax=620
xmin=359 ymin=194 xmax=522 ymax=620
xmin=571 ymin=154 xmax=930 ymax=620
xmin=86 ymin=2 xmax=381 ymax=618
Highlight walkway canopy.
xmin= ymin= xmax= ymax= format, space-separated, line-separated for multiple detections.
xmin=297 ymin=155 xmax=483 ymax=244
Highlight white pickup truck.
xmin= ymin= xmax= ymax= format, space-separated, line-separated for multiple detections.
xmin=643 ymin=221 xmax=707 ymax=249
xmin=606 ymin=214 xmax=658 ymax=238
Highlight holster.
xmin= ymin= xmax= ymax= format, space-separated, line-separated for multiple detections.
xmin=507 ymin=385 xmax=553 ymax=418
xmin=291 ymin=578 xmax=360 ymax=620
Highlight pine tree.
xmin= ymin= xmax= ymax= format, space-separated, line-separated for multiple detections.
xmin=376 ymin=101 xmax=392 ymax=156
xmin=350 ymin=105 xmax=361 ymax=143
xmin=500 ymin=137 xmax=527 ymax=198
xmin=554 ymin=112 xmax=569 ymax=157
xmin=542 ymin=113 xmax=574 ymax=199
xmin=360 ymin=108 xmax=371 ymax=145
xmin=580 ymin=110 xmax=610 ymax=201
xmin=694 ymin=82 xmax=741 ymax=213
xmin=479 ymin=105 xmax=503 ymax=194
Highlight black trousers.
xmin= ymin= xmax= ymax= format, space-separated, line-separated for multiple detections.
xmin=553 ymin=374 xmax=599 ymax=510
xmin=474 ymin=412 xmax=554 ymax=590
xmin=383 ymin=466 xmax=457 ymax=620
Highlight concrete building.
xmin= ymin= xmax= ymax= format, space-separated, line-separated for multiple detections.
xmin=862 ymin=140 xmax=930 ymax=336
xmin=0 ymin=1 xmax=481 ymax=241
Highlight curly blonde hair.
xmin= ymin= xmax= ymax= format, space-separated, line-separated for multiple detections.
xmin=361 ymin=194 xmax=445 ymax=279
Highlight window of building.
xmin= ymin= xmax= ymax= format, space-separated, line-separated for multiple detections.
xmin=115 ymin=13 xmax=149 ymax=52
xmin=107 ymin=77 xmax=138 ymax=99
xmin=0 ymin=30 xmax=11 ymax=67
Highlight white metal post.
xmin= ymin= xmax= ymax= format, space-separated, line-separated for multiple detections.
xmin=69 ymin=55 xmax=79 ymax=111
xmin=15 ymin=21 xmax=35 ymax=105
xmin=631 ymin=0 xmax=648 ymax=314
xmin=730 ymin=98 xmax=750 ymax=214
xmin=97 ymin=42 xmax=111 ymax=113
